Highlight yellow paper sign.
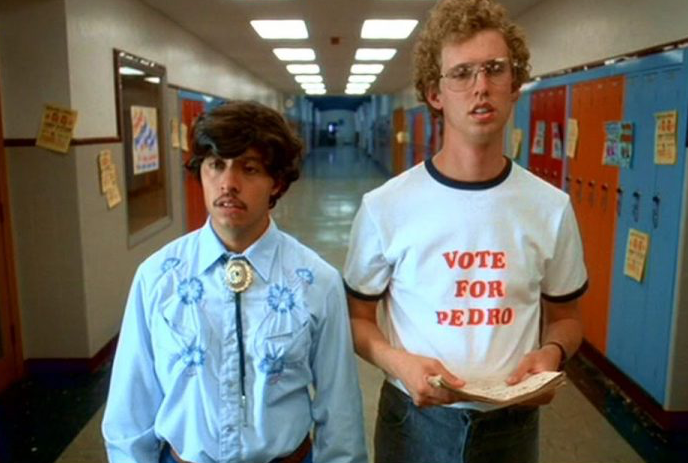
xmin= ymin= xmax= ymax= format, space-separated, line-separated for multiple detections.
xmin=509 ymin=129 xmax=523 ymax=159
xmin=98 ymin=149 xmax=122 ymax=209
xmin=36 ymin=104 xmax=78 ymax=153
xmin=180 ymin=123 xmax=189 ymax=152
xmin=624 ymin=228 xmax=650 ymax=282
xmin=171 ymin=117 xmax=181 ymax=149
xmin=654 ymin=110 xmax=677 ymax=165
xmin=566 ymin=119 xmax=579 ymax=159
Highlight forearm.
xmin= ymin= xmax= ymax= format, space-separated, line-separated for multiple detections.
xmin=541 ymin=299 xmax=583 ymax=360
xmin=350 ymin=315 xmax=406 ymax=379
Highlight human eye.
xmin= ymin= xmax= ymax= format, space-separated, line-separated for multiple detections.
xmin=243 ymin=161 xmax=264 ymax=175
xmin=485 ymin=60 xmax=508 ymax=76
xmin=206 ymin=157 xmax=225 ymax=171
xmin=448 ymin=65 xmax=474 ymax=81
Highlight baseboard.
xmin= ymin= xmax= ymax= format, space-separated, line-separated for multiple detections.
xmin=577 ymin=340 xmax=688 ymax=431
xmin=24 ymin=335 xmax=118 ymax=377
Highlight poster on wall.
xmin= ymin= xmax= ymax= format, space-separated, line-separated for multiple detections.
xmin=624 ymin=228 xmax=649 ymax=283
xmin=654 ymin=110 xmax=677 ymax=165
xmin=509 ymin=128 xmax=523 ymax=159
xmin=98 ymin=149 xmax=122 ymax=209
xmin=35 ymin=104 xmax=78 ymax=154
xmin=531 ymin=120 xmax=546 ymax=155
xmin=171 ymin=117 xmax=181 ymax=149
xmin=602 ymin=121 xmax=634 ymax=168
xmin=566 ymin=118 xmax=579 ymax=159
xmin=131 ymin=105 xmax=160 ymax=174
xmin=551 ymin=122 xmax=563 ymax=159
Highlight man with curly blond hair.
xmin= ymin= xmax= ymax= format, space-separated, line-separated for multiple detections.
xmin=344 ymin=1 xmax=587 ymax=462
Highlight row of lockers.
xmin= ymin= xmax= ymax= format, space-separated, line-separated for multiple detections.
xmin=510 ymin=49 xmax=688 ymax=411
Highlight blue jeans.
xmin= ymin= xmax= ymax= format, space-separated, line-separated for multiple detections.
xmin=375 ymin=381 xmax=539 ymax=463
xmin=158 ymin=443 xmax=313 ymax=463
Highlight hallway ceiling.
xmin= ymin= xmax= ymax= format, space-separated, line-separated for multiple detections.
xmin=140 ymin=0 xmax=542 ymax=96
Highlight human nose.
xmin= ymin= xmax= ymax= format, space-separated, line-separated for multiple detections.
xmin=219 ymin=163 xmax=241 ymax=193
xmin=472 ymin=67 xmax=490 ymax=93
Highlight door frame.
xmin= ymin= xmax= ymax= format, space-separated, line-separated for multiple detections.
xmin=0 ymin=74 xmax=24 ymax=393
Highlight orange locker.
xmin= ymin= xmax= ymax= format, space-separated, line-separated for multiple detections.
xmin=569 ymin=76 xmax=624 ymax=353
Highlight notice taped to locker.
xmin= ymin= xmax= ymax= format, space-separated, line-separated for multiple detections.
xmin=654 ymin=110 xmax=677 ymax=165
xmin=624 ymin=228 xmax=649 ymax=282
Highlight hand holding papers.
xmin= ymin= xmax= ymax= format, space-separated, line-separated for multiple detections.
xmin=427 ymin=371 xmax=566 ymax=406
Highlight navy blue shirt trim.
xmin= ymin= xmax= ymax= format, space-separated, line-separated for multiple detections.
xmin=424 ymin=157 xmax=512 ymax=190
xmin=542 ymin=280 xmax=589 ymax=303
xmin=344 ymin=280 xmax=385 ymax=301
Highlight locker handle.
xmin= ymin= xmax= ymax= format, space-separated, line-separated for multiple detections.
xmin=588 ymin=181 xmax=596 ymax=206
xmin=601 ymin=184 xmax=609 ymax=211
xmin=652 ymin=195 xmax=660 ymax=229
xmin=564 ymin=176 xmax=572 ymax=194
xmin=632 ymin=191 xmax=641 ymax=223
xmin=616 ymin=187 xmax=623 ymax=217
xmin=576 ymin=178 xmax=583 ymax=203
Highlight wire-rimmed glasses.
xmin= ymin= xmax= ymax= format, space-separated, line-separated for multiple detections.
xmin=440 ymin=57 xmax=517 ymax=92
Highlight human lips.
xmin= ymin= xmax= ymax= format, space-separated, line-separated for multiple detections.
xmin=469 ymin=102 xmax=495 ymax=115
xmin=214 ymin=196 xmax=247 ymax=211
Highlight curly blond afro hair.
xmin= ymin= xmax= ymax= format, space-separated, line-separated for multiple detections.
xmin=413 ymin=0 xmax=531 ymax=117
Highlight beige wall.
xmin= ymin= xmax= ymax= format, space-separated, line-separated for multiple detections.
xmin=0 ymin=0 xmax=282 ymax=359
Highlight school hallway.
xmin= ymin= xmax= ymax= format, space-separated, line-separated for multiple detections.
xmin=2 ymin=146 xmax=684 ymax=463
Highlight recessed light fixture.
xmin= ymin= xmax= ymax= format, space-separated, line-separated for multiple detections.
xmin=355 ymin=48 xmax=397 ymax=61
xmin=345 ymin=88 xmax=367 ymax=95
xmin=119 ymin=66 xmax=145 ymax=76
xmin=346 ymin=83 xmax=371 ymax=90
xmin=361 ymin=20 xmax=418 ymax=39
xmin=287 ymin=64 xmax=320 ymax=74
xmin=144 ymin=76 xmax=161 ymax=84
xmin=348 ymin=75 xmax=377 ymax=83
xmin=305 ymin=88 xmax=327 ymax=95
xmin=351 ymin=64 xmax=384 ymax=74
xmin=250 ymin=20 xmax=309 ymax=39
xmin=301 ymin=83 xmax=326 ymax=90
xmin=273 ymin=48 xmax=316 ymax=61
xmin=295 ymin=75 xmax=323 ymax=83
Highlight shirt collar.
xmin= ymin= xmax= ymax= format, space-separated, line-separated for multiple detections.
xmin=198 ymin=217 xmax=279 ymax=283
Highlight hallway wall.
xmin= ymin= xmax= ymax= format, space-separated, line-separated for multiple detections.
xmin=0 ymin=0 xmax=282 ymax=359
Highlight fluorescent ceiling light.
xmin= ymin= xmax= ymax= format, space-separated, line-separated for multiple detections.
xmin=273 ymin=48 xmax=316 ymax=61
xmin=295 ymin=75 xmax=323 ymax=83
xmin=144 ymin=76 xmax=160 ymax=84
xmin=119 ymin=66 xmax=145 ymax=76
xmin=287 ymin=64 xmax=320 ymax=74
xmin=250 ymin=20 xmax=308 ymax=39
xmin=361 ymin=20 xmax=418 ymax=39
xmin=355 ymin=48 xmax=397 ymax=61
xmin=351 ymin=64 xmax=384 ymax=74
xmin=345 ymin=88 xmax=367 ymax=95
xmin=305 ymin=88 xmax=326 ymax=95
xmin=301 ymin=83 xmax=326 ymax=90
xmin=346 ymin=83 xmax=371 ymax=90
xmin=348 ymin=75 xmax=377 ymax=83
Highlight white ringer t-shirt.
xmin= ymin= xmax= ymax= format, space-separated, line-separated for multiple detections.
xmin=344 ymin=158 xmax=588 ymax=410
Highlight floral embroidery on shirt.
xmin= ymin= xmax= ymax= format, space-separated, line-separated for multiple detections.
xmin=178 ymin=277 xmax=204 ymax=305
xmin=295 ymin=268 xmax=314 ymax=285
xmin=259 ymin=351 xmax=285 ymax=383
xmin=267 ymin=285 xmax=295 ymax=313
xmin=180 ymin=343 xmax=206 ymax=375
xmin=161 ymin=257 xmax=181 ymax=273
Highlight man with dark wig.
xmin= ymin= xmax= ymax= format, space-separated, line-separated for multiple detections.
xmin=344 ymin=1 xmax=587 ymax=462
xmin=103 ymin=100 xmax=367 ymax=463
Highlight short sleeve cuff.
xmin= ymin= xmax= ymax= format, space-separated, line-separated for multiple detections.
xmin=542 ymin=280 xmax=588 ymax=303
xmin=343 ymin=280 xmax=385 ymax=301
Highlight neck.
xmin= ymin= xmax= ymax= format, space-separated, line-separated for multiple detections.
xmin=434 ymin=131 xmax=506 ymax=182
xmin=213 ymin=217 xmax=270 ymax=254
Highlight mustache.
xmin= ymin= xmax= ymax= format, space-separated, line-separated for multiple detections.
xmin=213 ymin=194 xmax=247 ymax=209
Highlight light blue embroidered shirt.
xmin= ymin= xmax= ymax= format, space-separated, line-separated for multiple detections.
xmin=102 ymin=219 xmax=367 ymax=463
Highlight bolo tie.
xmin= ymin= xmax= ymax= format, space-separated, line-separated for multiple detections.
xmin=224 ymin=256 xmax=254 ymax=425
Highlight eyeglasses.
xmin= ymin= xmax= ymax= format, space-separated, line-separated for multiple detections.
xmin=440 ymin=58 xmax=516 ymax=92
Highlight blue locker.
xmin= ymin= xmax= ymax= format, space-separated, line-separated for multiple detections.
xmin=608 ymin=52 xmax=688 ymax=404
